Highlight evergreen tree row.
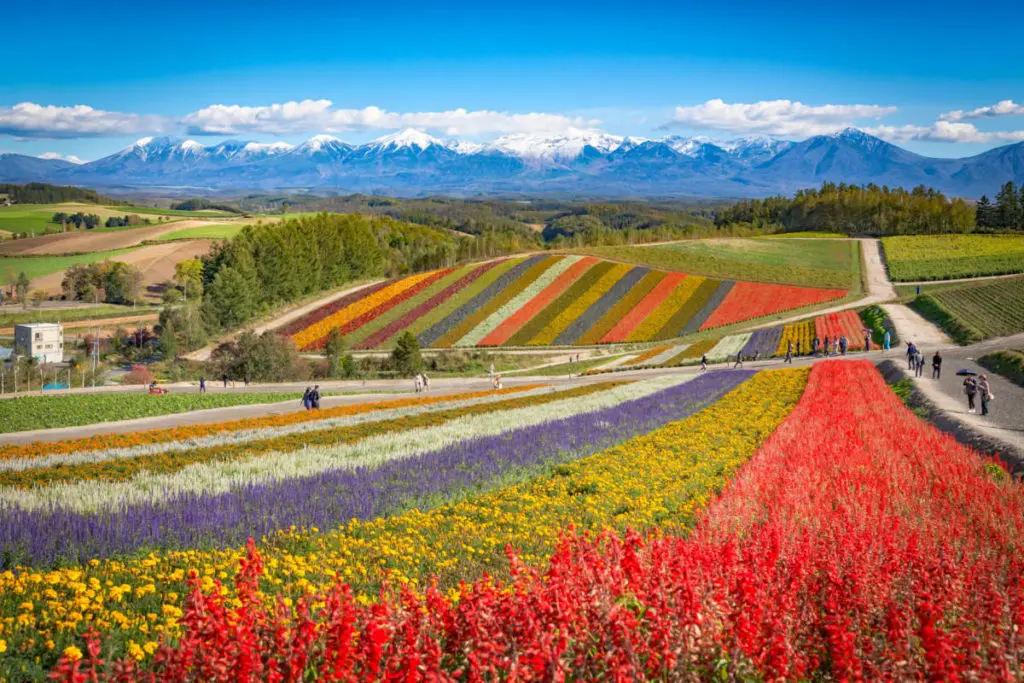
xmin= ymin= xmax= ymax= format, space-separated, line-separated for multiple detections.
xmin=715 ymin=182 xmax=976 ymax=235
xmin=0 ymin=182 xmax=120 ymax=205
xmin=976 ymin=181 xmax=1024 ymax=230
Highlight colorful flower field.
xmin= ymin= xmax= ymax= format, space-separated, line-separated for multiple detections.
xmin=585 ymin=308 xmax=885 ymax=373
xmin=10 ymin=358 xmax=1020 ymax=680
xmin=281 ymin=255 xmax=848 ymax=350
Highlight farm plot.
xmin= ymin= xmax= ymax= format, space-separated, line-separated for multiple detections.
xmin=882 ymin=234 xmax=1024 ymax=281
xmin=281 ymin=256 xmax=847 ymax=350
xmin=910 ymin=276 xmax=1024 ymax=343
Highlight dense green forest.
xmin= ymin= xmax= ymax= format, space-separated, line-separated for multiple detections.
xmin=0 ymin=183 xmax=121 ymax=205
xmin=714 ymin=182 xmax=976 ymax=235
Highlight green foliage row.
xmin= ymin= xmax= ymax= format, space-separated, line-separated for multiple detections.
xmin=0 ymin=304 xmax=138 ymax=327
xmin=977 ymin=349 xmax=1024 ymax=389
xmin=859 ymin=305 xmax=899 ymax=346
xmin=716 ymin=182 xmax=975 ymax=236
xmin=0 ymin=390 xmax=301 ymax=434
xmin=169 ymin=198 xmax=243 ymax=214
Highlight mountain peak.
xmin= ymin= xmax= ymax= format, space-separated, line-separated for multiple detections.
xmin=300 ymin=134 xmax=348 ymax=152
xmin=369 ymin=128 xmax=443 ymax=150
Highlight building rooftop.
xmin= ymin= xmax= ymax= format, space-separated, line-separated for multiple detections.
xmin=14 ymin=322 xmax=63 ymax=329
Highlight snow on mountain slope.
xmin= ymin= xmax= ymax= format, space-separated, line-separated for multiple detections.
xmin=490 ymin=129 xmax=624 ymax=161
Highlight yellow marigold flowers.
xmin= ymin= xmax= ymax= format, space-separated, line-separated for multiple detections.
xmin=62 ymin=645 xmax=83 ymax=661
xmin=0 ymin=638 xmax=6 ymax=654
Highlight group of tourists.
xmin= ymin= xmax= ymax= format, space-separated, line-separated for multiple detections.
xmin=301 ymin=385 xmax=321 ymax=410
xmin=814 ymin=335 xmax=853 ymax=357
xmin=413 ymin=373 xmax=430 ymax=393
xmin=962 ymin=373 xmax=994 ymax=416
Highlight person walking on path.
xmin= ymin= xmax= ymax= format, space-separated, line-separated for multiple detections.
xmin=932 ymin=352 xmax=942 ymax=379
xmin=863 ymin=331 xmax=871 ymax=353
xmin=823 ymin=336 xmax=830 ymax=357
xmin=812 ymin=336 xmax=820 ymax=357
xmin=700 ymin=354 xmax=707 ymax=373
xmin=222 ymin=373 xmax=229 ymax=388
xmin=310 ymin=385 xmax=321 ymax=410
xmin=839 ymin=336 xmax=848 ymax=355
xmin=906 ymin=342 xmax=917 ymax=370
xmin=421 ymin=372 xmax=430 ymax=391
xmin=414 ymin=374 xmax=423 ymax=393
xmin=915 ymin=350 xmax=925 ymax=377
xmin=978 ymin=375 xmax=992 ymax=416
xmin=302 ymin=387 xmax=312 ymax=411
xmin=733 ymin=353 xmax=744 ymax=369
xmin=784 ymin=341 xmax=793 ymax=364
xmin=883 ymin=330 xmax=891 ymax=351
xmin=199 ymin=377 xmax=206 ymax=394
xmin=963 ymin=375 xmax=978 ymax=414
xmin=796 ymin=340 xmax=802 ymax=356
xmin=244 ymin=375 xmax=250 ymax=387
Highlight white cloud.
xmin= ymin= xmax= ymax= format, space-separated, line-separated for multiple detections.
xmin=38 ymin=152 xmax=85 ymax=164
xmin=866 ymin=121 xmax=1024 ymax=144
xmin=940 ymin=100 xmax=1024 ymax=122
xmin=0 ymin=102 xmax=169 ymax=139
xmin=182 ymin=100 xmax=598 ymax=136
xmin=660 ymin=98 xmax=897 ymax=137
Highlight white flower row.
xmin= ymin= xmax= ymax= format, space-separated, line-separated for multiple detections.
xmin=453 ymin=256 xmax=583 ymax=348
xmin=0 ymin=386 xmax=557 ymax=472
xmin=1 ymin=376 xmax=689 ymax=514
xmin=707 ymin=333 xmax=752 ymax=362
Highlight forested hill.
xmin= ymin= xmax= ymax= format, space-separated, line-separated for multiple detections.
xmin=0 ymin=182 xmax=122 ymax=205
xmin=715 ymin=182 xmax=976 ymax=236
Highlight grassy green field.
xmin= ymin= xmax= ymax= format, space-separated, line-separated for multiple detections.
xmin=157 ymin=223 xmax=247 ymax=241
xmin=575 ymin=238 xmax=858 ymax=289
xmin=0 ymin=249 xmax=137 ymax=280
xmin=0 ymin=304 xmax=147 ymax=327
xmin=507 ymin=354 xmax=628 ymax=376
xmin=909 ymin=277 xmax=1024 ymax=344
xmin=882 ymin=234 xmax=1024 ymax=281
xmin=0 ymin=391 xmax=303 ymax=434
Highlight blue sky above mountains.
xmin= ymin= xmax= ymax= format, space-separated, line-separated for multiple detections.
xmin=2 ymin=0 xmax=1022 ymax=162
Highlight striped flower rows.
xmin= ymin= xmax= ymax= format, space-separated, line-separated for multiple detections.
xmin=283 ymin=256 xmax=849 ymax=350
xmin=1 ymin=368 xmax=801 ymax=674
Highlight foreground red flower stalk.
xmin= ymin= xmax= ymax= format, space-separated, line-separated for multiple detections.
xmin=51 ymin=361 xmax=1024 ymax=681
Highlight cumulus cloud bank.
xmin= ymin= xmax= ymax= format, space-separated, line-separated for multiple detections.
xmin=940 ymin=100 xmax=1024 ymax=122
xmin=660 ymin=98 xmax=897 ymax=137
xmin=0 ymin=103 xmax=170 ymax=139
xmin=182 ymin=100 xmax=598 ymax=136
xmin=38 ymin=152 xmax=85 ymax=164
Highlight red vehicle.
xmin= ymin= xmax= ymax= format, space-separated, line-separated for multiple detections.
xmin=148 ymin=383 xmax=169 ymax=395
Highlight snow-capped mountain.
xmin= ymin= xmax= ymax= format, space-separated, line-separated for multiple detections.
xmin=4 ymin=128 xmax=1023 ymax=197
xmin=490 ymin=129 xmax=624 ymax=162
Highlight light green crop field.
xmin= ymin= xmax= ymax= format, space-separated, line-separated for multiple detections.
xmin=0 ymin=204 xmax=199 ymax=237
xmin=882 ymin=234 xmax=1024 ymax=281
xmin=0 ymin=304 xmax=145 ymax=327
xmin=575 ymin=237 xmax=857 ymax=289
xmin=158 ymin=223 xmax=247 ymax=241
xmin=0 ymin=249 xmax=137 ymax=280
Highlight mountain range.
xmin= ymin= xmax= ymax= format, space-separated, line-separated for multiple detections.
xmin=2 ymin=128 xmax=1022 ymax=198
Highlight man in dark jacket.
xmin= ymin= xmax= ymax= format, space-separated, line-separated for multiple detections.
xmin=932 ymin=352 xmax=942 ymax=379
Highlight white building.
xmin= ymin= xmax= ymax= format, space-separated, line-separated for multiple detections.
xmin=14 ymin=323 xmax=64 ymax=363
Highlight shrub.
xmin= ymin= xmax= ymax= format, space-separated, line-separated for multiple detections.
xmin=122 ymin=364 xmax=154 ymax=385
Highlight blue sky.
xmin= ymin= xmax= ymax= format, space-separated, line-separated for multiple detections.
xmin=2 ymin=0 xmax=1023 ymax=162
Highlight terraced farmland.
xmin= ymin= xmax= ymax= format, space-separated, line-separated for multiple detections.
xmin=280 ymin=255 xmax=848 ymax=350
xmin=882 ymin=234 xmax=1024 ymax=281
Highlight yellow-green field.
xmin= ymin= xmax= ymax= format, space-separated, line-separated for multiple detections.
xmin=882 ymin=234 xmax=1024 ymax=281
xmin=0 ymin=203 xmax=223 ymax=237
